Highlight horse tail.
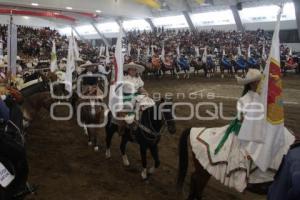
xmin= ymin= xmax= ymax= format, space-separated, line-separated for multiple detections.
xmin=177 ymin=128 xmax=191 ymax=190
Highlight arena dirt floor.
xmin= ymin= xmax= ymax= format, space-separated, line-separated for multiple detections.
xmin=25 ymin=72 xmax=300 ymax=200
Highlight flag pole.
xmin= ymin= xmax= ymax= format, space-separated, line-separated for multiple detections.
xmin=8 ymin=12 xmax=12 ymax=85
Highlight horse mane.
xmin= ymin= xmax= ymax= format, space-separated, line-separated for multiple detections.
xmin=20 ymin=82 xmax=48 ymax=99
xmin=140 ymin=102 xmax=163 ymax=133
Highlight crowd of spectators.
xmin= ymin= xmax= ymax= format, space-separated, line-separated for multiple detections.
xmin=0 ymin=25 xmax=297 ymax=67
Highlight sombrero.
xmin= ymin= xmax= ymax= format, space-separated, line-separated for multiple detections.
xmin=124 ymin=62 xmax=145 ymax=73
xmin=79 ymin=61 xmax=94 ymax=68
xmin=76 ymin=57 xmax=84 ymax=62
xmin=39 ymin=60 xmax=50 ymax=63
xmin=236 ymin=68 xmax=262 ymax=85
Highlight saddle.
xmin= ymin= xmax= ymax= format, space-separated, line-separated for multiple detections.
xmin=7 ymin=87 xmax=23 ymax=104
xmin=151 ymin=56 xmax=161 ymax=70
xmin=163 ymin=56 xmax=173 ymax=68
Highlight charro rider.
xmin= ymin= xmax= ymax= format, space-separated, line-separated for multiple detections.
xmin=189 ymin=68 xmax=295 ymax=192
xmin=122 ymin=62 xmax=154 ymax=125
xmin=80 ymin=61 xmax=103 ymax=98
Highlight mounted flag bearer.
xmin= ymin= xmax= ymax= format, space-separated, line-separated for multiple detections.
xmin=122 ymin=62 xmax=154 ymax=125
xmin=177 ymin=4 xmax=297 ymax=200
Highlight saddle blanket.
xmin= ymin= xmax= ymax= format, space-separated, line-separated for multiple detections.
xmin=190 ymin=126 xmax=294 ymax=192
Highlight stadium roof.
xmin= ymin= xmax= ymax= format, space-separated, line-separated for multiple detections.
xmin=0 ymin=0 xmax=296 ymax=40
xmin=0 ymin=0 xmax=292 ymax=20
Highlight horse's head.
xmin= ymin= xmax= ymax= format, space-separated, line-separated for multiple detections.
xmin=158 ymin=98 xmax=176 ymax=135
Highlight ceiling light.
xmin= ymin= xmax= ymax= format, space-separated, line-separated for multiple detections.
xmin=66 ymin=6 xmax=72 ymax=10
xmin=31 ymin=3 xmax=39 ymax=6
xmin=96 ymin=10 xmax=101 ymax=13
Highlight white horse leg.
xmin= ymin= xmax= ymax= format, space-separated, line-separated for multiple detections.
xmin=94 ymin=146 xmax=99 ymax=152
xmin=83 ymin=124 xmax=88 ymax=136
xmin=141 ymin=168 xmax=148 ymax=180
xmin=122 ymin=154 xmax=130 ymax=166
xmin=148 ymin=166 xmax=155 ymax=174
xmin=105 ymin=148 xmax=111 ymax=159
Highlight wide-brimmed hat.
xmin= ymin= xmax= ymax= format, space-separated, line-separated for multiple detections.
xmin=76 ymin=57 xmax=84 ymax=62
xmin=79 ymin=61 xmax=100 ymax=73
xmin=79 ymin=61 xmax=95 ymax=68
xmin=39 ymin=60 xmax=50 ymax=63
xmin=124 ymin=62 xmax=145 ymax=73
xmin=236 ymin=68 xmax=262 ymax=85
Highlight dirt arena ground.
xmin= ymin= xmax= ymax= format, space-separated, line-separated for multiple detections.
xmin=26 ymin=73 xmax=300 ymax=200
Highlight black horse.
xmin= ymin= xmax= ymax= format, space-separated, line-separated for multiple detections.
xmin=105 ymin=99 xmax=176 ymax=180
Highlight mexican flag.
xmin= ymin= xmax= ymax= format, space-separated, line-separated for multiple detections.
xmin=108 ymin=28 xmax=123 ymax=117
xmin=238 ymin=5 xmax=287 ymax=172
xmin=50 ymin=40 xmax=57 ymax=72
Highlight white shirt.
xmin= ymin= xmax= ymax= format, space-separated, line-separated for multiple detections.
xmin=123 ymin=75 xmax=144 ymax=94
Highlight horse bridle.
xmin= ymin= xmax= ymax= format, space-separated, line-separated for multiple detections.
xmin=136 ymin=107 xmax=174 ymax=143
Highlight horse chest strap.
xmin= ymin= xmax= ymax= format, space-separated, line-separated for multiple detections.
xmin=138 ymin=123 xmax=159 ymax=137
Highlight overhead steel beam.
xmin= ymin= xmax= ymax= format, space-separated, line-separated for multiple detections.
xmin=294 ymin=0 xmax=300 ymax=40
xmin=91 ymin=23 xmax=110 ymax=46
xmin=183 ymin=11 xmax=195 ymax=31
xmin=230 ymin=5 xmax=244 ymax=32
xmin=145 ymin=18 xmax=155 ymax=31
xmin=71 ymin=26 xmax=84 ymax=40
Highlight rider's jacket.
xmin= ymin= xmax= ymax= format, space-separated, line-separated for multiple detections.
xmin=123 ymin=75 xmax=144 ymax=95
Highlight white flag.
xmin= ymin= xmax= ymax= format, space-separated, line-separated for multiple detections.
xmin=238 ymin=5 xmax=294 ymax=172
xmin=105 ymin=46 xmax=110 ymax=64
xmin=176 ymin=45 xmax=180 ymax=56
xmin=99 ymin=45 xmax=105 ymax=57
xmin=262 ymin=44 xmax=267 ymax=60
xmin=0 ymin=37 xmax=3 ymax=60
xmin=289 ymin=47 xmax=292 ymax=56
xmin=73 ymin=37 xmax=79 ymax=60
xmin=146 ymin=46 xmax=150 ymax=57
xmin=195 ymin=46 xmax=200 ymax=57
xmin=50 ymin=40 xmax=57 ymax=72
xmin=202 ymin=46 xmax=207 ymax=63
xmin=151 ymin=45 xmax=155 ymax=56
xmin=109 ymin=29 xmax=123 ymax=117
xmin=137 ymin=47 xmax=141 ymax=62
xmin=7 ymin=16 xmax=17 ymax=76
xmin=238 ymin=46 xmax=242 ymax=56
xmin=127 ymin=43 xmax=131 ymax=56
xmin=161 ymin=43 xmax=165 ymax=62
xmin=65 ymin=35 xmax=75 ymax=93
xmin=247 ymin=44 xmax=251 ymax=58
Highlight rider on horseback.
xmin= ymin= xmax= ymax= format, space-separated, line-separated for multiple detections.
xmin=80 ymin=62 xmax=103 ymax=98
xmin=0 ymin=73 xmax=34 ymax=199
xmin=186 ymin=68 xmax=295 ymax=192
xmin=122 ymin=62 xmax=155 ymax=125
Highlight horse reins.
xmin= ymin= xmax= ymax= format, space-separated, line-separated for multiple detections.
xmin=135 ymin=108 xmax=173 ymax=143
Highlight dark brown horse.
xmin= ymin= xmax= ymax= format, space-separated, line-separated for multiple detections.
xmin=76 ymin=97 xmax=104 ymax=152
